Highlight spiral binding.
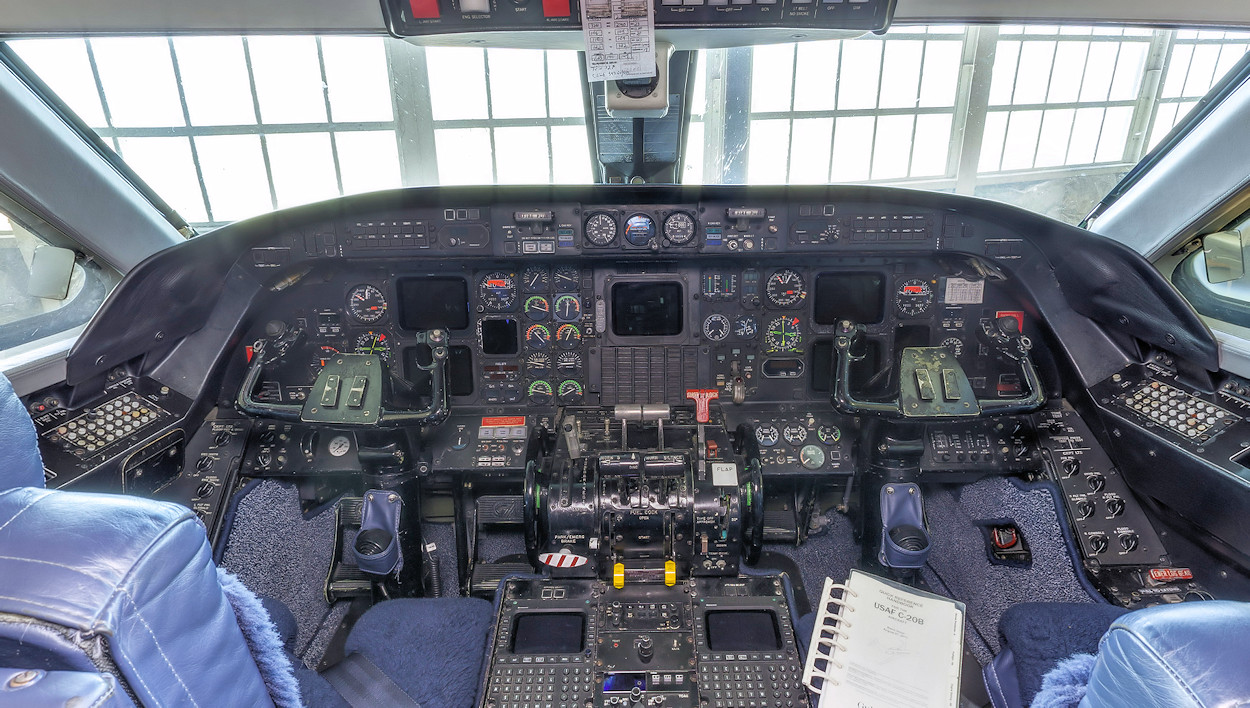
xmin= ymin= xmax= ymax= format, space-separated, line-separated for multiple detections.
xmin=801 ymin=576 xmax=859 ymax=693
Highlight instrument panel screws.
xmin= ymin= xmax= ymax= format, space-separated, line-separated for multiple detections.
xmin=885 ymin=486 xmax=895 ymax=495
xmin=907 ymin=487 xmax=915 ymax=495
xmin=388 ymin=494 xmax=397 ymax=502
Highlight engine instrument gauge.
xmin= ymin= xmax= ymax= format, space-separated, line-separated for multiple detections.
xmin=354 ymin=331 xmax=390 ymax=361
xmin=553 ymin=294 xmax=582 ymax=323
xmin=553 ymin=266 xmax=580 ymax=292
xmin=521 ymin=267 xmax=550 ymax=292
xmin=479 ymin=271 xmax=518 ymax=311
xmin=663 ymin=212 xmax=697 ymax=245
xmin=623 ymin=214 xmax=656 ymax=246
xmin=556 ymin=324 xmax=582 ymax=349
xmin=703 ymin=314 xmax=731 ymax=341
xmin=764 ymin=316 xmax=803 ymax=352
xmin=755 ymin=424 xmax=780 ymax=447
xmin=528 ymin=380 xmax=553 ymax=405
xmin=309 ymin=345 xmax=340 ymax=373
xmin=734 ymin=315 xmax=758 ymax=340
xmin=525 ymin=324 xmax=551 ymax=349
xmin=896 ymin=279 xmax=934 ymax=318
xmin=584 ymin=212 xmax=617 ymax=247
xmin=701 ymin=270 xmax=738 ymax=300
xmin=526 ymin=352 xmax=551 ymax=376
xmin=557 ymin=380 xmax=584 ymax=404
xmin=817 ymin=424 xmax=842 ymax=445
xmin=556 ymin=351 xmax=583 ymax=376
xmin=783 ymin=424 xmax=808 ymax=445
xmin=765 ymin=269 xmax=807 ymax=308
xmin=941 ymin=337 xmax=964 ymax=357
xmin=800 ymin=444 xmax=827 ymax=470
xmin=346 ymin=284 xmax=388 ymax=323
xmin=523 ymin=296 xmax=550 ymax=321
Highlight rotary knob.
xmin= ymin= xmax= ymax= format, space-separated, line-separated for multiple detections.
xmin=637 ymin=636 xmax=654 ymax=663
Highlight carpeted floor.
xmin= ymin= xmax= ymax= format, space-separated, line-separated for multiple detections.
xmin=920 ymin=476 xmax=1104 ymax=665
xmin=764 ymin=510 xmax=860 ymax=610
xmin=220 ymin=480 xmax=348 ymax=667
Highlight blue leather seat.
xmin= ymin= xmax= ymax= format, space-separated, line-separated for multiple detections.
xmin=985 ymin=600 xmax=1250 ymax=708
xmin=0 ymin=487 xmax=278 ymax=706
xmin=1081 ymin=601 xmax=1250 ymax=707
xmin=0 ymin=372 xmax=44 ymax=490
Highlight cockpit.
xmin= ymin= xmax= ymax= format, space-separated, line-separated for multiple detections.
xmin=2 ymin=1 xmax=1250 ymax=707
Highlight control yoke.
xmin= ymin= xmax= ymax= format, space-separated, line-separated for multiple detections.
xmin=832 ymin=317 xmax=1045 ymax=419
xmin=237 ymin=329 xmax=451 ymax=427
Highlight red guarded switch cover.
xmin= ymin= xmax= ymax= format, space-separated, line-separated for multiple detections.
xmin=542 ymin=0 xmax=571 ymax=17
xmin=409 ymin=0 xmax=441 ymax=19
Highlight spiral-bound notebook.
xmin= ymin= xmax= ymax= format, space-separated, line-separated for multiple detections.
xmin=802 ymin=570 xmax=965 ymax=708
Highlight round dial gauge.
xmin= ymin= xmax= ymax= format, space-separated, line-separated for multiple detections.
xmin=479 ymin=271 xmax=518 ymax=311
xmin=556 ymin=324 xmax=582 ymax=349
xmin=521 ymin=266 xmax=550 ymax=292
xmin=703 ymin=314 xmax=731 ymax=341
xmin=354 ymin=331 xmax=390 ymax=361
xmin=623 ymin=214 xmax=656 ymax=246
xmin=554 ymin=294 xmax=582 ymax=323
xmin=896 ymin=279 xmax=934 ymax=318
xmin=663 ymin=212 xmax=697 ymax=245
xmin=766 ymin=269 xmax=807 ymax=308
xmin=755 ymin=424 xmax=780 ymax=447
xmin=800 ymin=444 xmax=827 ymax=470
xmin=783 ymin=424 xmax=808 ymax=446
xmin=584 ymin=212 xmax=618 ymax=247
xmin=528 ymin=380 xmax=554 ymax=405
xmin=347 ymin=284 xmax=388 ymax=323
xmin=526 ymin=324 xmax=552 ymax=349
xmin=526 ymin=352 xmax=551 ymax=376
xmin=557 ymin=380 xmax=584 ymax=404
xmin=817 ymin=424 xmax=842 ymax=445
xmin=942 ymin=337 xmax=964 ymax=357
xmin=764 ymin=316 xmax=803 ymax=352
xmin=553 ymin=266 xmax=580 ymax=292
xmin=734 ymin=315 xmax=758 ymax=340
xmin=556 ymin=351 xmax=584 ymax=376
xmin=309 ymin=345 xmax=340 ymax=373
xmin=523 ymin=296 xmax=550 ymax=322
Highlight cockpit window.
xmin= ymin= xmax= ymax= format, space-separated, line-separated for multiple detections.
xmin=4 ymin=26 xmax=1248 ymax=232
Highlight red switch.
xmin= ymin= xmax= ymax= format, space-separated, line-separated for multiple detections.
xmin=542 ymin=0 xmax=571 ymax=17
xmin=409 ymin=0 xmax=441 ymax=19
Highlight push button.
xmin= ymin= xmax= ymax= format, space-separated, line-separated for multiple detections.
xmin=542 ymin=0 xmax=571 ymax=16
xmin=408 ymin=0 xmax=441 ymax=17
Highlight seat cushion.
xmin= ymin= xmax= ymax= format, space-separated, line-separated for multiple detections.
xmin=344 ymin=597 xmax=494 ymax=708
xmin=0 ymin=372 xmax=43 ymax=490
xmin=996 ymin=602 xmax=1126 ymax=704
xmin=1081 ymin=600 xmax=1250 ymax=708
xmin=0 ymin=487 xmax=274 ymax=706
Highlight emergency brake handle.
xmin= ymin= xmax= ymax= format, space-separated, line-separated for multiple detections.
xmin=831 ymin=320 xmax=1044 ymax=419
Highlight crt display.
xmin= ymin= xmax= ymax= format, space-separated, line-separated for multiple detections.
xmin=397 ymin=277 xmax=470 ymax=331
xmin=705 ymin=610 xmax=782 ymax=651
xmin=481 ymin=318 xmax=519 ymax=355
xmin=611 ymin=282 xmax=683 ymax=336
xmin=511 ymin=613 xmax=585 ymax=654
xmin=813 ymin=273 xmax=885 ymax=325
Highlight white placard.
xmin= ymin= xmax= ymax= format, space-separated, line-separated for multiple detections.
xmin=711 ymin=463 xmax=737 ymax=487
xmin=581 ymin=0 xmax=657 ymax=83
xmin=943 ymin=277 xmax=985 ymax=305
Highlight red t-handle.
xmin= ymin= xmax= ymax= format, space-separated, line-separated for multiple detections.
xmin=685 ymin=389 xmax=719 ymax=423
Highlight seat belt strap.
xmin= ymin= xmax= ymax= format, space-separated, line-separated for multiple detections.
xmin=322 ymin=652 xmax=422 ymax=708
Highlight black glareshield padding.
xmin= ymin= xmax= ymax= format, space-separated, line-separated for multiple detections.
xmin=354 ymin=489 xmax=404 ymax=576
xmin=880 ymin=482 xmax=931 ymax=569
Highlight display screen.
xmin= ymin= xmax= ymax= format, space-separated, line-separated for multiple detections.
xmin=603 ymin=673 xmax=647 ymax=693
xmin=705 ymin=610 xmax=782 ymax=651
xmin=813 ymin=273 xmax=885 ymax=325
xmin=611 ymin=282 xmax=683 ymax=336
xmin=397 ymin=277 xmax=470 ymax=331
xmin=481 ymin=318 xmax=519 ymax=355
xmin=511 ymin=613 xmax=585 ymax=654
